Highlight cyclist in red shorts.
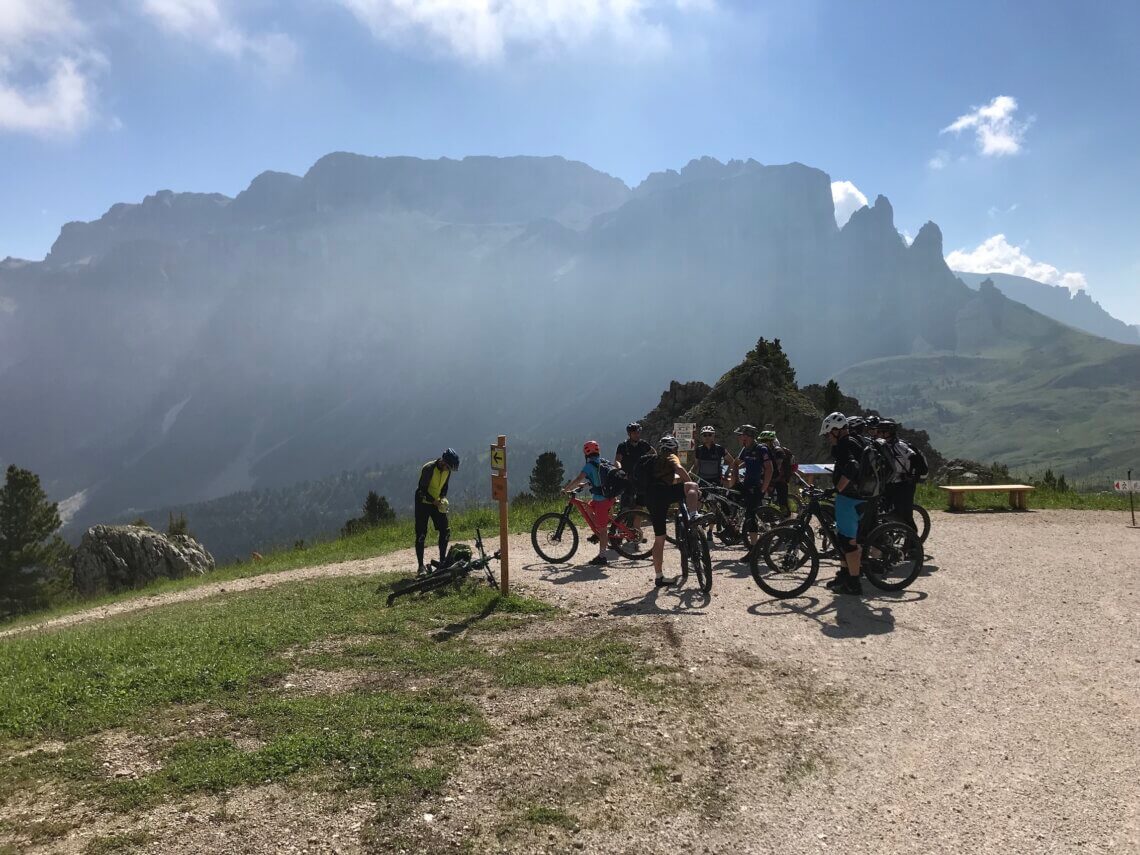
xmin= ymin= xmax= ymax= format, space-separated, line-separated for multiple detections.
xmin=562 ymin=440 xmax=613 ymax=566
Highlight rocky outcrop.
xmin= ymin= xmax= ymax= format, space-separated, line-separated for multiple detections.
xmin=72 ymin=525 xmax=214 ymax=595
xmin=639 ymin=380 xmax=713 ymax=441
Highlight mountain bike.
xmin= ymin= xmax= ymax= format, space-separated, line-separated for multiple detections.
xmin=792 ymin=472 xmax=930 ymax=545
xmin=531 ymin=486 xmax=652 ymax=563
xmin=698 ymin=484 xmax=783 ymax=547
xmin=748 ymin=487 xmax=923 ymax=598
xmin=674 ymin=503 xmax=713 ymax=593
xmin=386 ymin=528 xmax=500 ymax=606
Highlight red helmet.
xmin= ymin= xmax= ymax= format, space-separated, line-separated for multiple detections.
xmin=583 ymin=440 xmax=600 ymax=456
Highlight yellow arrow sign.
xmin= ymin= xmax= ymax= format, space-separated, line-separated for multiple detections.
xmin=490 ymin=447 xmax=506 ymax=471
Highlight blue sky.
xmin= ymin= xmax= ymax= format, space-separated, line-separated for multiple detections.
xmin=2 ymin=0 xmax=1138 ymax=323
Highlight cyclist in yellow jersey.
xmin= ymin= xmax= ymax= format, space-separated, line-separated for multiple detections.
xmin=414 ymin=448 xmax=460 ymax=575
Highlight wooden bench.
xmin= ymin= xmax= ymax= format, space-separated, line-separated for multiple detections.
xmin=939 ymin=484 xmax=1034 ymax=511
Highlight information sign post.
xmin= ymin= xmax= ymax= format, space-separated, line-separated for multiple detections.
xmin=1115 ymin=469 xmax=1138 ymax=528
xmin=490 ymin=437 xmax=510 ymax=594
xmin=673 ymin=422 xmax=696 ymax=466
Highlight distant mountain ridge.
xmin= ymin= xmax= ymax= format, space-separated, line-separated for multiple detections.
xmin=2 ymin=151 xmax=1136 ymax=538
xmin=954 ymin=271 xmax=1140 ymax=345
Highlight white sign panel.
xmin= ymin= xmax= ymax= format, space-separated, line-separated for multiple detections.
xmin=1114 ymin=480 xmax=1140 ymax=492
xmin=673 ymin=422 xmax=696 ymax=452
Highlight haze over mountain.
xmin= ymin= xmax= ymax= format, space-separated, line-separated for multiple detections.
xmin=953 ymin=271 xmax=1140 ymax=345
xmin=2 ymin=153 xmax=1136 ymax=540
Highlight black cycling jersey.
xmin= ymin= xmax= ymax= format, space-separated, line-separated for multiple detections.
xmin=694 ymin=443 xmax=727 ymax=481
xmin=831 ymin=435 xmax=864 ymax=498
xmin=616 ymin=439 xmax=653 ymax=472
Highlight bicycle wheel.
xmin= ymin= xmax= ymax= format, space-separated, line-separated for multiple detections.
xmin=692 ymin=526 xmax=713 ymax=593
xmin=884 ymin=504 xmax=930 ymax=544
xmin=530 ymin=513 xmax=579 ymax=563
xmin=750 ymin=526 xmax=819 ymax=598
xmin=386 ymin=570 xmax=457 ymax=606
xmin=861 ymin=522 xmax=924 ymax=592
xmin=613 ymin=508 xmax=653 ymax=559
xmin=675 ymin=515 xmax=689 ymax=585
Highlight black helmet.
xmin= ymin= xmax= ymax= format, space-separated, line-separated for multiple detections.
xmin=626 ymin=422 xmax=642 ymax=432
xmin=441 ymin=448 xmax=460 ymax=470
xmin=864 ymin=415 xmax=881 ymax=428
xmin=658 ymin=435 xmax=679 ymax=453
xmin=847 ymin=417 xmax=866 ymax=431
xmin=734 ymin=424 xmax=758 ymax=438
xmin=877 ymin=419 xmax=899 ymax=435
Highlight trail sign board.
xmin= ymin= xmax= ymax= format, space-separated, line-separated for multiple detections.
xmin=490 ymin=446 xmax=506 ymax=472
xmin=1114 ymin=480 xmax=1140 ymax=492
xmin=673 ymin=422 xmax=696 ymax=452
xmin=491 ymin=475 xmax=508 ymax=502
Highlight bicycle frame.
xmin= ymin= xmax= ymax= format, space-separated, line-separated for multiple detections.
xmin=555 ymin=489 xmax=640 ymax=541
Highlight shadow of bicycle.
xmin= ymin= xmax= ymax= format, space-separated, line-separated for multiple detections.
xmin=609 ymin=582 xmax=712 ymax=617
xmin=746 ymin=584 xmax=928 ymax=639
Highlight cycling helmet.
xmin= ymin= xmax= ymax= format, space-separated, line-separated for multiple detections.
xmin=583 ymin=440 xmax=601 ymax=456
xmin=847 ymin=417 xmax=866 ymax=433
xmin=819 ymin=412 xmax=848 ymax=435
xmin=658 ymin=435 xmax=680 ymax=453
xmin=758 ymin=430 xmax=777 ymax=442
xmin=626 ymin=422 xmax=642 ymax=432
xmin=877 ymin=419 xmax=899 ymax=435
xmin=441 ymin=448 xmax=460 ymax=469
xmin=700 ymin=425 xmax=715 ymax=436
xmin=734 ymin=424 xmax=758 ymax=438
xmin=864 ymin=415 xmax=880 ymax=428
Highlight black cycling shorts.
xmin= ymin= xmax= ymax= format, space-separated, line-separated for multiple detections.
xmin=646 ymin=483 xmax=686 ymax=537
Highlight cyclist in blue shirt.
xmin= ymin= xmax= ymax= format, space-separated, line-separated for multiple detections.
xmin=731 ymin=424 xmax=773 ymax=546
xmin=562 ymin=440 xmax=612 ymax=566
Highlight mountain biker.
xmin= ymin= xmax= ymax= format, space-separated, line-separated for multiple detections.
xmin=877 ymin=419 xmax=917 ymax=531
xmin=820 ymin=413 xmax=864 ymax=596
xmin=614 ymin=422 xmax=653 ymax=508
xmin=562 ymin=440 xmax=612 ymax=566
xmin=760 ymin=429 xmax=793 ymax=516
xmin=733 ymin=424 xmax=773 ymax=545
xmin=645 ymin=435 xmax=702 ymax=588
xmin=414 ymin=448 xmax=460 ymax=575
xmin=694 ymin=426 xmax=737 ymax=488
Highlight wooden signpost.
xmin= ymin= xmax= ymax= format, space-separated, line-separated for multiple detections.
xmin=490 ymin=436 xmax=510 ymax=594
xmin=1115 ymin=469 xmax=1138 ymax=528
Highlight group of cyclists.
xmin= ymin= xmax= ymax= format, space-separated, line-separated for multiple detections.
xmin=412 ymin=410 xmax=926 ymax=596
xmin=563 ymin=413 xmax=925 ymax=595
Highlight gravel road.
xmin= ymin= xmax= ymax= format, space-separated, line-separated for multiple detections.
xmin=4 ymin=510 xmax=1138 ymax=854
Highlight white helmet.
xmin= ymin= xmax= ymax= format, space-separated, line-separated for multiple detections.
xmin=819 ymin=412 xmax=848 ymax=436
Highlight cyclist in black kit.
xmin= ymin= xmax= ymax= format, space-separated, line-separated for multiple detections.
xmin=614 ymin=422 xmax=653 ymax=508
xmin=693 ymin=426 xmax=737 ymax=488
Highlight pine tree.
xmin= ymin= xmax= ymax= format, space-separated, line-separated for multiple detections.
xmin=529 ymin=452 xmax=565 ymax=501
xmin=167 ymin=512 xmax=189 ymax=537
xmin=363 ymin=491 xmax=395 ymax=525
xmin=1042 ymin=468 xmax=1057 ymax=490
xmin=1057 ymin=473 xmax=1069 ymax=492
xmin=0 ymin=465 xmax=70 ymax=617
xmin=823 ymin=379 xmax=842 ymax=412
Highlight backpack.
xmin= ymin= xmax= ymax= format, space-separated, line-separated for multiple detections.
xmin=773 ymin=446 xmax=796 ymax=483
xmin=852 ymin=436 xmax=893 ymax=499
xmin=597 ymin=458 xmax=629 ymax=499
xmin=632 ymin=450 xmax=659 ymax=494
xmin=909 ymin=447 xmax=930 ymax=482
xmin=443 ymin=543 xmax=473 ymax=567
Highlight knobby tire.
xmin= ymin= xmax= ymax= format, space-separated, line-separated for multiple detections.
xmin=531 ymin=512 xmax=579 ymax=563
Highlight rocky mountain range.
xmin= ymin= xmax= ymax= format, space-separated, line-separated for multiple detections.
xmin=2 ymin=152 xmax=1136 ymax=540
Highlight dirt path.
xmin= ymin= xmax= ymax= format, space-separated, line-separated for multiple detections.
xmin=4 ymin=511 xmax=1139 ymax=854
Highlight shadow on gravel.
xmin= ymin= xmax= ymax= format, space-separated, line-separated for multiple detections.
xmin=746 ymin=584 xmax=928 ymax=639
xmin=609 ymin=584 xmax=710 ymax=617
xmin=521 ymin=561 xmax=611 ymax=585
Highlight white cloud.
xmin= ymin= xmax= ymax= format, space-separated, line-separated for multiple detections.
xmin=0 ymin=0 xmax=99 ymax=136
xmin=927 ymin=149 xmax=949 ymax=170
xmin=140 ymin=0 xmax=297 ymax=70
xmin=830 ymin=180 xmax=868 ymax=228
xmin=946 ymin=234 xmax=1088 ymax=294
xmin=941 ymin=95 xmax=1031 ymax=157
xmin=334 ymin=0 xmax=713 ymax=63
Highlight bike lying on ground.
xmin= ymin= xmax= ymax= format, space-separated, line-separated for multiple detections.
xmin=674 ymin=503 xmax=713 ymax=593
xmin=748 ymin=486 xmax=924 ymax=598
xmin=531 ymin=486 xmax=652 ymax=563
xmin=386 ymin=528 xmax=500 ymax=606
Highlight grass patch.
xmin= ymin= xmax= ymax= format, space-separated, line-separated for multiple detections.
xmin=1 ymin=500 xmax=565 ymax=632
xmin=0 ymin=575 xmax=661 ymax=829
xmin=84 ymin=830 xmax=154 ymax=853
xmin=523 ymin=805 xmax=578 ymax=830
xmin=915 ymin=482 xmax=1131 ymax=511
